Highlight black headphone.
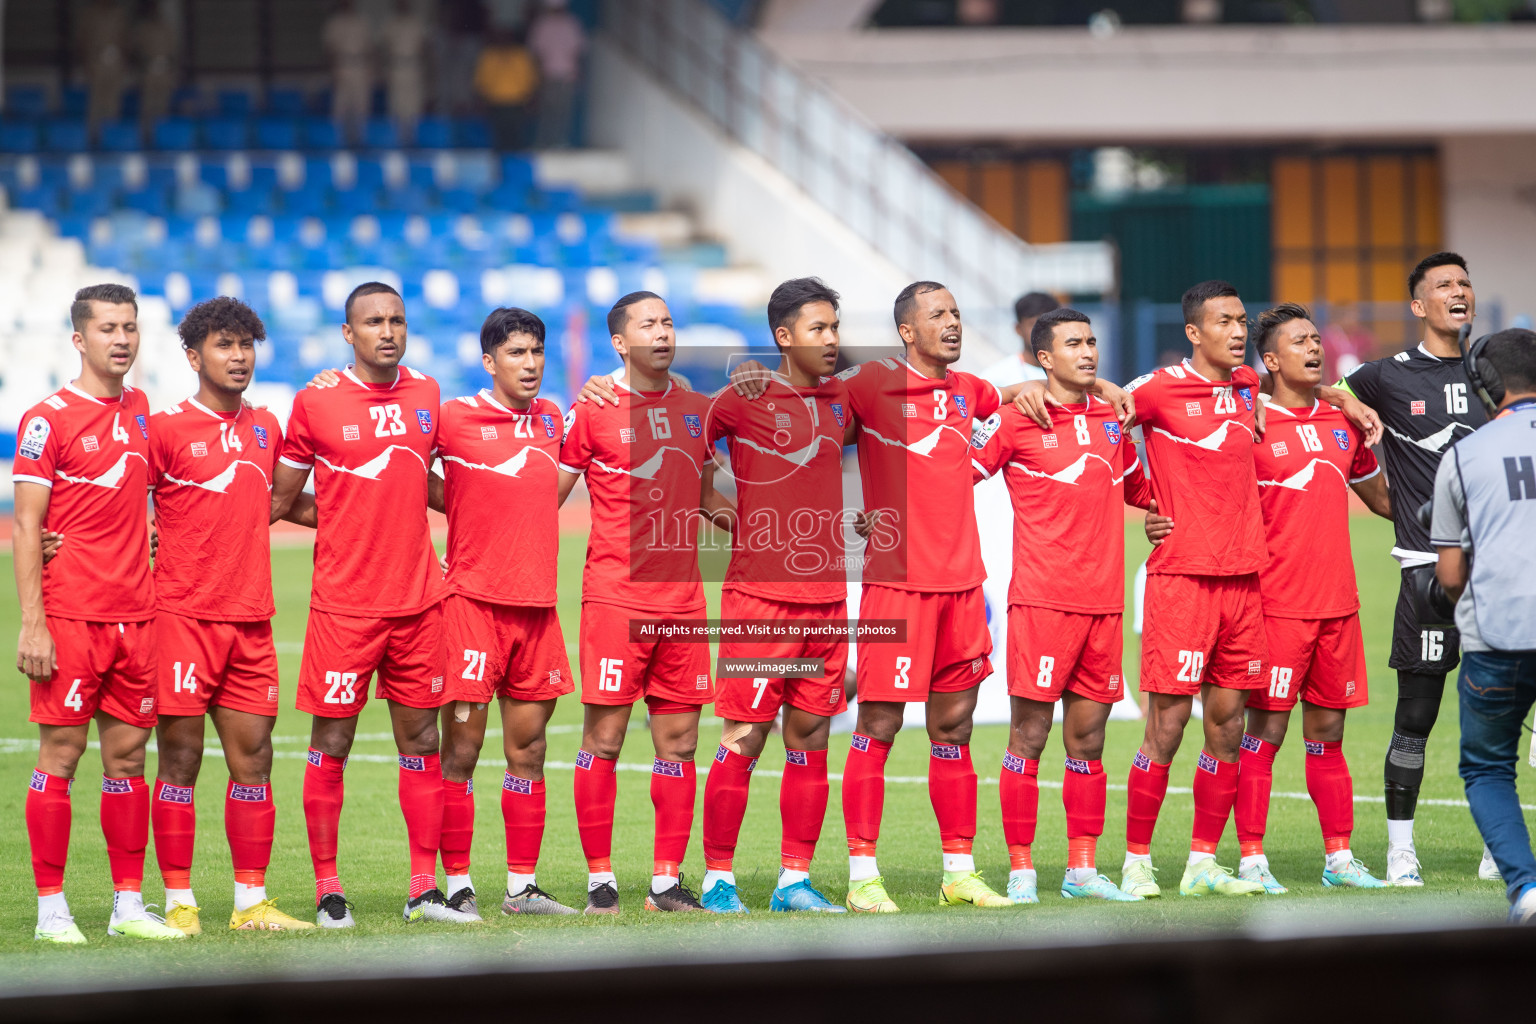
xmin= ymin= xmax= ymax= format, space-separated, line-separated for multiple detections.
xmin=1458 ymin=322 xmax=1504 ymax=416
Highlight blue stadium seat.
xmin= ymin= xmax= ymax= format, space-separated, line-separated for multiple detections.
xmin=60 ymin=87 xmax=88 ymax=117
xmin=204 ymin=118 xmax=250 ymax=151
xmin=152 ymin=118 xmax=197 ymax=150
xmin=42 ymin=119 xmax=88 ymax=153
xmin=415 ymin=117 xmax=452 ymax=149
xmin=266 ymin=88 xmax=308 ymax=116
xmin=14 ymin=185 xmax=63 ymax=217
xmin=254 ymin=117 xmax=299 ymax=151
xmin=301 ymin=118 xmax=340 ymax=150
xmin=455 ymin=118 xmax=491 ymax=148
xmin=217 ymin=91 xmax=254 ymax=117
xmin=66 ymin=189 xmax=115 ymax=219
xmin=363 ymin=118 xmax=399 ymax=149
xmin=6 ymin=85 xmax=50 ymax=118
xmin=0 ymin=122 xmax=39 ymax=153
xmin=98 ymin=121 xmax=142 ymax=152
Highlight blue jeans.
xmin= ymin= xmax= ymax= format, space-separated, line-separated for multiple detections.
xmin=1458 ymin=648 xmax=1536 ymax=904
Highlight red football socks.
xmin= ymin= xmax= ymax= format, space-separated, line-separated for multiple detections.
xmin=26 ymin=770 xmax=71 ymax=895
xmin=1306 ymin=739 xmax=1355 ymax=852
xmin=929 ymin=743 xmax=977 ymax=857
xmin=100 ymin=775 xmax=149 ymax=891
xmin=1125 ymin=750 xmax=1170 ymax=855
xmin=702 ymin=746 xmax=755 ymax=870
xmin=398 ymin=753 xmax=443 ymax=898
xmin=502 ymin=773 xmax=546 ymax=874
xmin=1063 ymin=757 xmax=1107 ymax=868
xmin=1190 ymin=751 xmax=1239 ymax=854
xmin=842 ymin=733 xmax=891 ymax=854
xmin=151 ymin=778 xmax=196 ymax=889
xmin=781 ymin=748 xmax=828 ymax=870
xmin=440 ymin=777 xmax=474 ymax=877
xmin=304 ymin=748 xmax=346 ymax=899
xmin=651 ymin=758 xmax=696 ymax=875
xmin=573 ymin=749 xmax=617 ymax=871
xmin=1236 ymin=733 xmax=1279 ymax=856
xmin=1000 ymin=751 xmax=1039 ymax=870
xmin=225 ymin=779 xmax=274 ymax=886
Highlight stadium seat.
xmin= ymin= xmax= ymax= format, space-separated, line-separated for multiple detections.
xmin=217 ymin=91 xmax=254 ymax=117
xmin=97 ymin=121 xmax=142 ymax=152
xmin=254 ymin=117 xmax=300 ymax=151
xmin=6 ymin=85 xmax=49 ymax=118
xmin=301 ymin=118 xmax=340 ymax=150
xmin=363 ymin=119 xmax=400 ymax=150
xmin=204 ymin=118 xmax=250 ymax=151
xmin=266 ymin=88 xmax=308 ymax=116
xmin=416 ymin=117 xmax=453 ymax=149
xmin=455 ymin=118 xmax=492 ymax=148
xmin=152 ymin=118 xmax=197 ymax=150
xmin=0 ymin=123 xmax=39 ymax=153
xmin=42 ymin=120 xmax=88 ymax=153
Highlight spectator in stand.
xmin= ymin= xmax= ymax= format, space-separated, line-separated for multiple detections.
xmin=134 ymin=0 xmax=179 ymax=136
xmin=475 ymin=28 xmax=540 ymax=152
xmin=528 ymin=0 xmax=588 ymax=150
xmin=324 ymin=0 xmax=374 ymax=147
xmin=384 ymin=0 xmax=428 ymax=144
xmin=437 ymin=0 xmax=488 ymax=116
xmin=1320 ymin=304 xmax=1375 ymax=383
xmin=79 ymin=0 xmax=130 ymax=139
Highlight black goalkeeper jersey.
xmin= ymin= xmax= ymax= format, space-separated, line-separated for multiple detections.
xmin=1341 ymin=343 xmax=1486 ymax=563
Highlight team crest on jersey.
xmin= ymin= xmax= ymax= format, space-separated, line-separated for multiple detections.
xmin=1333 ymin=429 xmax=1350 ymax=451
xmin=830 ymin=402 xmax=846 ymax=427
xmin=1103 ymin=422 xmax=1122 ymax=444
xmin=541 ymin=414 xmax=558 ymax=438
xmin=135 ymin=414 xmax=148 ymax=438
xmin=253 ymin=425 xmax=269 ymax=448
xmin=684 ymin=414 xmax=702 ymax=438
xmin=953 ymin=394 xmax=968 ymax=418
xmin=1237 ymin=387 xmax=1253 ymax=410
xmin=19 ymin=416 xmax=50 ymax=460
xmin=416 ymin=409 xmax=433 ymax=434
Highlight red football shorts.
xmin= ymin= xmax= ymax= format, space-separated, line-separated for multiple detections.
xmin=856 ymin=584 xmax=992 ymax=704
xmin=31 ymin=617 xmax=157 ymax=728
xmin=297 ymin=603 xmax=447 ymax=717
xmin=578 ymin=601 xmax=713 ymax=709
xmin=715 ymin=590 xmax=848 ymax=723
xmin=1141 ymin=572 xmax=1267 ymax=695
xmin=1007 ymin=605 xmax=1124 ymax=704
xmin=1247 ymin=613 xmax=1369 ymax=712
xmin=156 ymin=611 xmax=280 ymax=717
xmin=443 ymin=594 xmax=574 ymax=704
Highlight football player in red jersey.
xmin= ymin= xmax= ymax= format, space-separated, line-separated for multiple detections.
xmin=559 ymin=292 xmax=733 ymax=914
xmin=148 ymin=298 xmax=314 ymax=933
xmin=697 ymin=277 xmax=852 ymax=914
xmin=13 ymin=284 xmax=184 ymax=943
xmin=970 ymin=308 xmax=1151 ymax=904
xmin=269 ymin=283 xmax=474 ymax=927
xmin=1218 ymin=304 xmax=1391 ymax=891
xmin=432 ymin=307 xmax=578 ymax=917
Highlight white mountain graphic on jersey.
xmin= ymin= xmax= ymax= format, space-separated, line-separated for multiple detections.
xmin=441 ymin=447 xmax=559 ymax=477
xmin=54 ymin=451 xmax=148 ymax=489
xmin=1004 ymin=452 xmax=1121 ymax=485
xmin=162 ymin=460 xmax=272 ymax=493
xmin=1257 ymin=458 xmax=1348 ymax=491
xmin=730 ymin=432 xmax=843 ymax=465
xmin=316 ymin=445 xmax=428 ymax=479
xmin=1151 ymin=419 xmax=1249 ymax=451
xmin=862 ymin=423 xmax=971 ymax=456
xmin=1385 ymin=421 xmax=1472 ymax=453
xmin=591 ymin=446 xmax=701 ymax=480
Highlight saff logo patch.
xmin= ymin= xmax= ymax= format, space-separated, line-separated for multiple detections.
xmin=541 ymin=414 xmax=558 ymax=438
xmin=18 ymin=416 xmax=50 ymax=460
xmin=253 ymin=425 xmax=269 ymax=448
xmin=135 ymin=414 xmax=149 ymax=438
xmin=415 ymin=409 xmax=433 ymax=434
xmin=684 ymin=414 xmax=702 ymax=438
xmin=830 ymin=402 xmax=846 ymax=427
xmin=1333 ymin=429 xmax=1350 ymax=451
xmin=1103 ymin=421 xmax=1122 ymax=444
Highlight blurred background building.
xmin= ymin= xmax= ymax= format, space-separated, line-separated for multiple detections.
xmin=0 ymin=0 xmax=1534 ymax=469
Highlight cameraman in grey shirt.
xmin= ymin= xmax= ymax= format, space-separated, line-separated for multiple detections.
xmin=1431 ymin=327 xmax=1536 ymax=924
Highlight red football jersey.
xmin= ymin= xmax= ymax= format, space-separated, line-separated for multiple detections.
xmin=558 ymin=376 xmax=712 ymax=613
xmin=971 ymin=398 xmax=1150 ymax=614
xmin=150 ymin=398 xmax=284 ymax=621
xmin=1126 ymin=361 xmax=1266 ymax=576
xmin=11 ymin=383 xmax=154 ymax=622
xmin=438 ymin=390 xmax=562 ymax=607
xmin=279 ymin=366 xmax=446 ymax=616
xmin=1254 ymin=398 xmax=1379 ymax=618
xmin=707 ymin=377 xmax=848 ymax=604
xmin=843 ymin=357 xmax=1001 ymax=592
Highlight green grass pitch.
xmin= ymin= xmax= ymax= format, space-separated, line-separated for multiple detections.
xmin=0 ymin=515 xmax=1528 ymax=984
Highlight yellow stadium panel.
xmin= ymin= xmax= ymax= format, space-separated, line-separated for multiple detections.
xmin=1324 ymin=255 xmax=1363 ymax=304
xmin=932 ymin=160 xmax=972 ymax=202
xmin=1321 ymin=157 xmax=1361 ymax=249
xmin=1371 ymin=257 xmax=1408 ymax=303
xmin=978 ymin=161 xmax=1017 ymax=235
xmin=1412 ymin=154 xmax=1442 ymax=250
xmin=1274 ymin=255 xmax=1317 ymax=306
xmin=1022 ymin=159 xmax=1068 ymax=244
xmin=1271 ymin=156 xmax=1314 ymax=249
xmin=1367 ymin=157 xmax=1406 ymax=248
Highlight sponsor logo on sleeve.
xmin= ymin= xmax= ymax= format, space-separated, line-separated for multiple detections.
xmin=1248 ymin=659 xmax=1262 ymax=676
xmin=1240 ymin=733 xmax=1262 ymax=754
xmin=830 ymin=402 xmax=846 ymax=427
xmin=416 ymin=409 xmax=433 ymax=434
xmin=930 ymin=743 xmax=962 ymax=760
xmin=541 ymin=413 xmax=558 ymax=438
xmin=190 ymin=441 xmax=208 ymax=457
xmin=684 ymin=414 xmax=702 ymax=438
xmin=82 ymin=435 xmax=100 ymax=452
xmin=1304 ymin=740 xmax=1326 ymax=757
xmin=502 ymin=773 xmax=532 ymax=795
xmin=1197 ymin=751 xmax=1219 ymax=774
xmin=1410 ymin=400 xmax=1426 ymax=416
xmin=253 ymin=425 xmax=269 ymax=448
xmin=575 ymin=749 xmax=594 ymax=770
xmin=1126 ymin=373 xmax=1155 ymax=392
xmin=18 ymin=416 xmax=50 ymax=460
xmin=230 ymin=784 xmax=268 ymax=802
xmin=1333 ymin=429 xmax=1351 ymax=450
xmin=652 ymin=758 xmax=685 ymax=778
xmin=343 ymin=424 xmax=361 ymax=441
xmin=834 ymin=365 xmax=861 ymax=381
xmin=953 ymin=394 xmax=968 ymax=418
xmin=785 ymin=750 xmax=809 ymax=766
xmin=969 ymin=412 xmax=1001 ymax=450
xmin=398 ymin=755 xmax=426 ymax=771
xmin=1103 ymin=422 xmax=1122 ymax=444
xmin=1064 ymin=756 xmax=1092 ymax=775
xmin=1002 ymin=750 xmax=1027 ymax=774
